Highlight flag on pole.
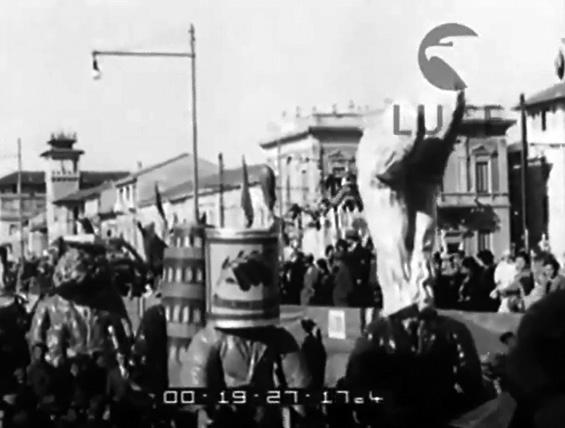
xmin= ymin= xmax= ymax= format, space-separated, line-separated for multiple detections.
xmin=241 ymin=156 xmax=254 ymax=228
xmin=556 ymin=48 xmax=565 ymax=80
xmin=154 ymin=182 xmax=168 ymax=242
xmin=258 ymin=164 xmax=276 ymax=212
xmin=155 ymin=182 xmax=166 ymax=220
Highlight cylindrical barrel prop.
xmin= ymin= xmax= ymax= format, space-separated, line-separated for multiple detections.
xmin=205 ymin=228 xmax=280 ymax=329
xmin=161 ymin=224 xmax=206 ymax=387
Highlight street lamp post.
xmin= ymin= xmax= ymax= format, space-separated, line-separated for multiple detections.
xmin=92 ymin=25 xmax=200 ymax=223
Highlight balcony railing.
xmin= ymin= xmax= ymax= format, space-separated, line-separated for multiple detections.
xmin=437 ymin=192 xmax=509 ymax=206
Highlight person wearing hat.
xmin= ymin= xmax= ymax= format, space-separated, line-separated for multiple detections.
xmin=28 ymin=240 xmax=132 ymax=368
xmin=345 ymin=228 xmax=373 ymax=307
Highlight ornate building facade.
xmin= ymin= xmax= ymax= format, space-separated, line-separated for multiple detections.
xmin=259 ymin=104 xmax=516 ymax=255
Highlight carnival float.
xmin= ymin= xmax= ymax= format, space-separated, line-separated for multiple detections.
xmin=0 ymin=90 xmax=536 ymax=427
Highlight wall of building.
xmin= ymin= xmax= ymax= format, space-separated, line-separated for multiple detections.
xmin=44 ymin=156 xmax=81 ymax=242
xmin=0 ymin=194 xmax=46 ymax=241
xmin=84 ymin=198 xmax=99 ymax=218
xmin=526 ymin=105 xmax=565 ymax=146
xmin=263 ymin=133 xmax=360 ymax=214
xmin=542 ymin=145 xmax=565 ymax=258
xmin=522 ymin=101 xmax=565 ymax=256
xmin=136 ymin=185 xmax=267 ymax=234
xmin=437 ymin=132 xmax=512 ymax=255
xmin=115 ymin=181 xmax=136 ymax=213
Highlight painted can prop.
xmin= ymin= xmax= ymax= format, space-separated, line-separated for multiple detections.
xmin=205 ymin=228 xmax=280 ymax=328
xmin=161 ymin=224 xmax=206 ymax=387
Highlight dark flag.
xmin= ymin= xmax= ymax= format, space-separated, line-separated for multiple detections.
xmin=241 ymin=156 xmax=254 ymax=228
xmin=78 ymin=218 xmax=95 ymax=234
xmin=155 ymin=182 xmax=166 ymax=221
xmin=556 ymin=49 xmax=565 ymax=80
xmin=154 ymin=182 xmax=168 ymax=241
xmin=258 ymin=164 xmax=276 ymax=212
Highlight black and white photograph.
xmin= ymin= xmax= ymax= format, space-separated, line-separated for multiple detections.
xmin=0 ymin=0 xmax=564 ymax=427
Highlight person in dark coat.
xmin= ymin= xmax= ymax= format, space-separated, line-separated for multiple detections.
xmin=505 ymin=290 xmax=565 ymax=427
xmin=301 ymin=254 xmax=320 ymax=305
xmin=344 ymin=306 xmax=486 ymax=428
xmin=458 ymin=256 xmax=484 ymax=311
xmin=543 ymin=256 xmax=565 ymax=294
xmin=310 ymin=259 xmax=334 ymax=306
xmin=286 ymin=252 xmax=306 ymax=305
xmin=476 ymin=250 xmax=498 ymax=311
xmin=345 ymin=229 xmax=373 ymax=307
xmin=332 ymin=242 xmax=354 ymax=307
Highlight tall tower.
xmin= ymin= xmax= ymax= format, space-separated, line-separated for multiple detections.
xmin=40 ymin=133 xmax=84 ymax=242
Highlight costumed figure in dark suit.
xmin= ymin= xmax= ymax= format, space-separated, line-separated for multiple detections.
xmin=182 ymin=164 xmax=313 ymax=428
xmin=28 ymin=234 xmax=133 ymax=368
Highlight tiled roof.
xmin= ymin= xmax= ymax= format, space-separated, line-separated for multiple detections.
xmin=54 ymin=181 xmax=113 ymax=204
xmin=114 ymin=153 xmax=216 ymax=186
xmin=139 ymin=164 xmax=263 ymax=207
xmin=519 ymin=82 xmax=565 ymax=109
xmin=0 ymin=170 xmax=129 ymax=188
xmin=0 ymin=171 xmax=44 ymax=186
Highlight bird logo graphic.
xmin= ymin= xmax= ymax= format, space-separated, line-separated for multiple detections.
xmin=418 ymin=23 xmax=478 ymax=91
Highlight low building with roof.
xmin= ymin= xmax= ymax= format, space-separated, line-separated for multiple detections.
xmin=0 ymin=133 xmax=129 ymax=257
xmin=511 ymin=81 xmax=565 ymax=258
xmin=53 ymin=152 xmax=218 ymax=255
xmin=106 ymin=152 xmax=217 ymax=254
xmin=136 ymin=163 xmax=267 ymax=230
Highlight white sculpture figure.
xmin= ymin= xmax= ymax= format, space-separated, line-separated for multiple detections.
xmin=356 ymin=91 xmax=465 ymax=315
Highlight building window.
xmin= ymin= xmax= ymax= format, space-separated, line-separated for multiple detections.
xmin=541 ymin=110 xmax=547 ymax=132
xmin=478 ymin=230 xmax=491 ymax=251
xmin=475 ymin=160 xmax=489 ymax=194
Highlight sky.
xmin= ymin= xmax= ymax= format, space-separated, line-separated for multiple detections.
xmin=0 ymin=0 xmax=563 ymax=176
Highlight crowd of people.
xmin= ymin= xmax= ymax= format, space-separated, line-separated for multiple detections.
xmin=0 ymin=342 xmax=169 ymax=428
xmin=280 ymin=227 xmax=565 ymax=314
xmin=432 ymin=247 xmax=565 ymax=313
xmin=2 ymin=230 xmax=565 ymax=427
xmin=280 ymin=230 xmax=379 ymax=308
xmin=0 ymin=243 xmax=171 ymax=428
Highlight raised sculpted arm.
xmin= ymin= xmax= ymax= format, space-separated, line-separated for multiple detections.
xmin=356 ymin=91 xmax=465 ymax=315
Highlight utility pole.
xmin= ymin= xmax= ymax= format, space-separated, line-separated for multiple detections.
xmin=519 ymin=93 xmax=529 ymax=252
xmin=189 ymin=24 xmax=200 ymax=223
xmin=17 ymin=138 xmax=24 ymax=262
xmin=218 ymin=153 xmax=225 ymax=227
xmin=277 ymin=139 xmax=283 ymax=236
xmin=91 ymin=24 xmax=199 ymax=222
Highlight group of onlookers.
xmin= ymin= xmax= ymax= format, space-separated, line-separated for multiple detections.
xmin=281 ymin=231 xmax=565 ymax=314
xmin=432 ymin=248 xmax=565 ymax=313
xmin=280 ymin=230 xmax=380 ymax=308
xmin=0 ymin=342 xmax=167 ymax=428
